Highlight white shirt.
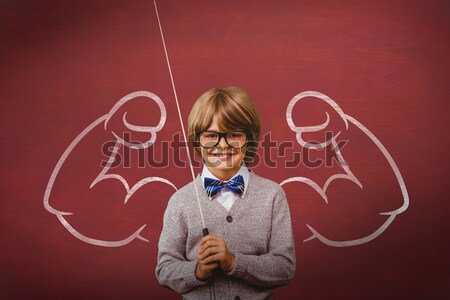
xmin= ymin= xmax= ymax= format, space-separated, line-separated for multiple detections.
xmin=201 ymin=163 xmax=250 ymax=211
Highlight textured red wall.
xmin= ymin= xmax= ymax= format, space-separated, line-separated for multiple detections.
xmin=1 ymin=0 xmax=449 ymax=299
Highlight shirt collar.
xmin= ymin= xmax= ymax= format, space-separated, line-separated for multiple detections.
xmin=201 ymin=163 xmax=250 ymax=199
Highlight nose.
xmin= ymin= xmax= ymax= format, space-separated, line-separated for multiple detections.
xmin=217 ymin=135 xmax=229 ymax=148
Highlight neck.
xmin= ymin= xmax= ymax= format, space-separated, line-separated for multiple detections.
xmin=208 ymin=166 xmax=240 ymax=181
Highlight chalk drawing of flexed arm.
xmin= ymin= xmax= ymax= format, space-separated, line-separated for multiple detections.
xmin=282 ymin=91 xmax=409 ymax=247
xmin=44 ymin=91 xmax=176 ymax=247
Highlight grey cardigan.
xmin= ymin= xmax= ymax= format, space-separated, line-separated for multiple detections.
xmin=156 ymin=172 xmax=296 ymax=300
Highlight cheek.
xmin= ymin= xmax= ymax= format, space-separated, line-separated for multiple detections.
xmin=200 ymin=148 xmax=210 ymax=160
xmin=233 ymin=149 xmax=246 ymax=160
xmin=240 ymin=146 xmax=247 ymax=156
xmin=203 ymin=148 xmax=214 ymax=156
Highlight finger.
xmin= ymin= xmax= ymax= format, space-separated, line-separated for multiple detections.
xmin=201 ymin=253 xmax=222 ymax=265
xmin=198 ymin=246 xmax=220 ymax=261
xmin=199 ymin=245 xmax=221 ymax=260
xmin=206 ymin=262 xmax=220 ymax=270
xmin=199 ymin=240 xmax=220 ymax=252
xmin=203 ymin=261 xmax=220 ymax=270
xmin=198 ymin=240 xmax=221 ymax=254
xmin=200 ymin=233 xmax=225 ymax=244
xmin=197 ymin=256 xmax=219 ymax=267
xmin=202 ymin=235 xmax=225 ymax=248
xmin=200 ymin=259 xmax=219 ymax=267
xmin=200 ymin=235 xmax=220 ymax=246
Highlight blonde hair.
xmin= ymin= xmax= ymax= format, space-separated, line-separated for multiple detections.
xmin=188 ymin=87 xmax=260 ymax=165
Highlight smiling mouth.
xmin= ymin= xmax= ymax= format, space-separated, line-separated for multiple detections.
xmin=211 ymin=153 xmax=233 ymax=157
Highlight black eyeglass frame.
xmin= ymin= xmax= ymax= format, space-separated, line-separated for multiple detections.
xmin=195 ymin=130 xmax=250 ymax=149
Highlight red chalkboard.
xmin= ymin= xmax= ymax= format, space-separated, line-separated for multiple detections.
xmin=1 ymin=1 xmax=449 ymax=299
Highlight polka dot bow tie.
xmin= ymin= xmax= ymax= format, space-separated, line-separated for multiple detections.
xmin=204 ymin=175 xmax=245 ymax=198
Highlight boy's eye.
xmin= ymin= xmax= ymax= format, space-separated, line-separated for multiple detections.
xmin=203 ymin=133 xmax=218 ymax=139
xmin=228 ymin=132 xmax=245 ymax=139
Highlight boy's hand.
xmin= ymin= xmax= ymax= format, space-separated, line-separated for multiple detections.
xmin=197 ymin=234 xmax=235 ymax=273
xmin=195 ymin=259 xmax=219 ymax=281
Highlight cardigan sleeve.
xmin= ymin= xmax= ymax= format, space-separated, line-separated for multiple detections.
xmin=226 ymin=191 xmax=296 ymax=287
xmin=155 ymin=196 xmax=209 ymax=294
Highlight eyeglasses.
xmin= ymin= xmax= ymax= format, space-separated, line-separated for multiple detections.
xmin=196 ymin=130 xmax=248 ymax=149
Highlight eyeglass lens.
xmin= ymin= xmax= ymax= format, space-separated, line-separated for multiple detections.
xmin=199 ymin=131 xmax=247 ymax=149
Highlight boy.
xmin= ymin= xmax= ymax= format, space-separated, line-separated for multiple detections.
xmin=156 ymin=87 xmax=296 ymax=299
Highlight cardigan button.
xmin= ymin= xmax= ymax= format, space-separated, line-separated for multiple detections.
xmin=226 ymin=215 xmax=233 ymax=223
xmin=234 ymin=296 xmax=241 ymax=300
